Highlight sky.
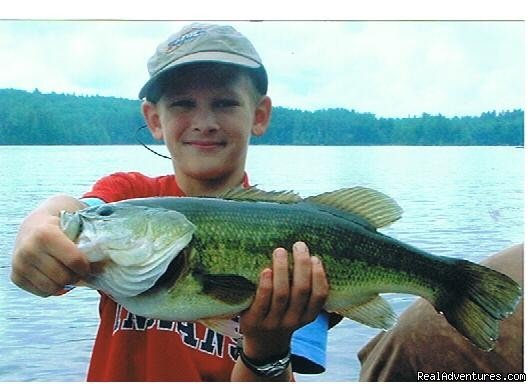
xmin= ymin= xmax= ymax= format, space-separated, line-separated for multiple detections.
xmin=0 ymin=2 xmax=525 ymax=118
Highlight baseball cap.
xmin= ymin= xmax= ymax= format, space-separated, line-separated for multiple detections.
xmin=139 ymin=23 xmax=268 ymax=100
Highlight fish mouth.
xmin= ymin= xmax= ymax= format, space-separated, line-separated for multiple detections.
xmin=60 ymin=211 xmax=82 ymax=241
xmin=141 ymin=248 xmax=189 ymax=295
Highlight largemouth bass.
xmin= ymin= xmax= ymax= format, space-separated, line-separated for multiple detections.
xmin=60 ymin=187 xmax=521 ymax=351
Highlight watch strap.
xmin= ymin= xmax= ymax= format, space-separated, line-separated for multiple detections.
xmin=239 ymin=348 xmax=291 ymax=378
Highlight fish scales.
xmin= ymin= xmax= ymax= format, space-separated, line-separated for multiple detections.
xmin=60 ymin=186 xmax=522 ymax=351
xmin=164 ymin=198 xmax=450 ymax=302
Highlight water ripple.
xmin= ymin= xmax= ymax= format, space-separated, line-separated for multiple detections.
xmin=1 ymin=145 xmax=523 ymax=381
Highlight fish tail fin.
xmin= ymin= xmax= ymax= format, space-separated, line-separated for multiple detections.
xmin=437 ymin=259 xmax=521 ymax=351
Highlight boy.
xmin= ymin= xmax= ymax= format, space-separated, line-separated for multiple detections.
xmin=11 ymin=23 xmax=330 ymax=381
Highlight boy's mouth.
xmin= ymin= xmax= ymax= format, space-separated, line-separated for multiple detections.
xmin=184 ymin=140 xmax=226 ymax=150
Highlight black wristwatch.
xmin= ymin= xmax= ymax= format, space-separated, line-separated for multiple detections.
xmin=239 ymin=348 xmax=291 ymax=378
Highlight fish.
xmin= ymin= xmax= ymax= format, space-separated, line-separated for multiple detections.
xmin=60 ymin=186 xmax=522 ymax=351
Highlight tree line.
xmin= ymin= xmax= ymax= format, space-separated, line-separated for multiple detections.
xmin=0 ymin=88 xmax=523 ymax=146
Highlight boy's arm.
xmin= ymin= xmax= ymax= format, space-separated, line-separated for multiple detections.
xmin=232 ymin=242 xmax=328 ymax=381
xmin=11 ymin=195 xmax=91 ymax=297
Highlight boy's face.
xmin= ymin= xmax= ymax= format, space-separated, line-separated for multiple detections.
xmin=142 ymin=68 xmax=271 ymax=189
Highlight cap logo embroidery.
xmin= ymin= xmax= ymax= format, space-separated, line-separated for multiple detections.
xmin=166 ymin=29 xmax=206 ymax=53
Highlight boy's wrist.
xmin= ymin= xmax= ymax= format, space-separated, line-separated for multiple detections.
xmin=239 ymin=348 xmax=291 ymax=378
xmin=237 ymin=337 xmax=291 ymax=378
xmin=240 ymin=334 xmax=291 ymax=362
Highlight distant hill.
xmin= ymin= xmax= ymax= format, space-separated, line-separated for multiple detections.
xmin=0 ymin=88 xmax=523 ymax=146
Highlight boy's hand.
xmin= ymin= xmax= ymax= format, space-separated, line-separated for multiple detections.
xmin=10 ymin=197 xmax=91 ymax=297
xmin=239 ymin=241 xmax=328 ymax=361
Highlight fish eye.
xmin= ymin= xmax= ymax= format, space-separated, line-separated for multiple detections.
xmin=97 ymin=205 xmax=114 ymax=217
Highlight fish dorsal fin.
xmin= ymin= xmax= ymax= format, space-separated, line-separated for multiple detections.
xmin=306 ymin=187 xmax=403 ymax=228
xmin=218 ymin=186 xmax=302 ymax=204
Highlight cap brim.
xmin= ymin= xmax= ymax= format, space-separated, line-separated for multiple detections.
xmin=138 ymin=51 xmax=262 ymax=100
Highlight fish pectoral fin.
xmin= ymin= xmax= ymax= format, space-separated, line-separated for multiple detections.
xmin=335 ymin=295 xmax=396 ymax=330
xmin=197 ymin=273 xmax=256 ymax=305
xmin=199 ymin=318 xmax=241 ymax=339
xmin=306 ymin=187 xmax=403 ymax=228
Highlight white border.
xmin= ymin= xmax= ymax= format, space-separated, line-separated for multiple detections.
xmin=1 ymin=0 xmax=527 ymax=20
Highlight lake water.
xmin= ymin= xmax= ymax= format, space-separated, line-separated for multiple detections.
xmin=0 ymin=145 xmax=524 ymax=381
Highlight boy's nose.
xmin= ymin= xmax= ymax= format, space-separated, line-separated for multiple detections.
xmin=191 ymin=108 xmax=220 ymax=132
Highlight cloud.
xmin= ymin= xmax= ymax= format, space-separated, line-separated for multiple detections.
xmin=0 ymin=20 xmax=173 ymax=98
xmin=0 ymin=20 xmax=523 ymax=117
xmin=247 ymin=21 xmax=524 ymax=117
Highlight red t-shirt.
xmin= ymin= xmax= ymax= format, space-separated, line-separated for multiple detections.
xmin=83 ymin=172 xmax=249 ymax=381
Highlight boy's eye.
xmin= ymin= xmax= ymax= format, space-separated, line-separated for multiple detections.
xmin=169 ymin=100 xmax=195 ymax=108
xmin=213 ymin=99 xmax=240 ymax=108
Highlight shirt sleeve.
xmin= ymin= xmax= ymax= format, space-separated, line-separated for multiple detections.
xmin=80 ymin=197 xmax=106 ymax=206
xmin=291 ymin=312 xmax=329 ymax=374
xmin=82 ymin=172 xmax=154 ymax=202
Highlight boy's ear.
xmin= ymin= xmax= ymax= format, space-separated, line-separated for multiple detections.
xmin=251 ymin=96 xmax=272 ymax=137
xmin=141 ymin=101 xmax=164 ymax=140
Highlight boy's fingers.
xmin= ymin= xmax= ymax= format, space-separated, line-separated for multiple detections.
xmin=10 ymin=270 xmax=39 ymax=296
xmin=286 ymin=242 xmax=313 ymax=322
xmin=251 ymin=268 xmax=273 ymax=317
xmin=292 ymin=242 xmax=312 ymax=286
xmin=240 ymin=268 xmax=272 ymax=333
xmin=11 ymin=266 xmax=61 ymax=297
xmin=269 ymin=248 xmax=290 ymax=319
xmin=39 ymin=224 xmax=91 ymax=277
xmin=302 ymin=256 xmax=329 ymax=322
xmin=31 ymin=251 xmax=82 ymax=287
xmin=243 ymin=244 xmax=328 ymax=334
